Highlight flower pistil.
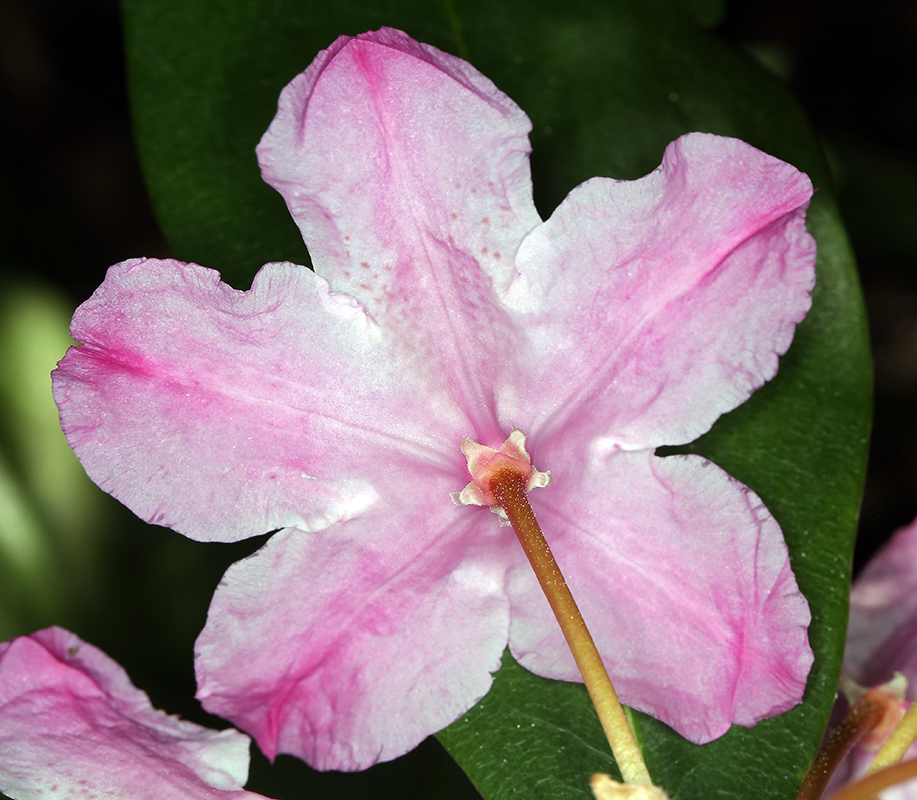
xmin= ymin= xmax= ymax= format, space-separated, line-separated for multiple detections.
xmin=459 ymin=428 xmax=652 ymax=786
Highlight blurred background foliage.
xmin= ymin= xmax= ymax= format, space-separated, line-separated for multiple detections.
xmin=0 ymin=0 xmax=915 ymax=798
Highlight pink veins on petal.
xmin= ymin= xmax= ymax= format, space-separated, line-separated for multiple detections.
xmin=53 ymin=27 xmax=816 ymax=771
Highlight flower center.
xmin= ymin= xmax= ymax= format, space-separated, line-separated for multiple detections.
xmin=454 ymin=428 xmax=551 ymax=515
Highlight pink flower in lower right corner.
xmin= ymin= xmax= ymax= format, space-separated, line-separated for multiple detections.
xmin=846 ymin=516 xmax=917 ymax=690
xmin=827 ymin=516 xmax=917 ymax=799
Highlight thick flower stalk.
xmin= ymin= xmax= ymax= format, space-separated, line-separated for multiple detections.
xmin=0 ymin=627 xmax=269 ymax=800
xmin=53 ymin=28 xmax=815 ymax=771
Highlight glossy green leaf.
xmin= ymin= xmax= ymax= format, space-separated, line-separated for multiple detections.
xmin=122 ymin=1 xmax=871 ymax=799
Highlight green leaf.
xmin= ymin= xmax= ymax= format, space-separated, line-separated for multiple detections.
xmin=122 ymin=1 xmax=871 ymax=799
xmin=0 ymin=278 xmax=112 ymax=637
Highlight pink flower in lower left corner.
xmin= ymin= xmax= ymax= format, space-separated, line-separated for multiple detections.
xmin=53 ymin=28 xmax=815 ymax=772
xmin=0 ymin=627 xmax=271 ymax=800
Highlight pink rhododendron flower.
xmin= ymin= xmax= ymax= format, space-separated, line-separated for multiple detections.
xmin=825 ymin=516 xmax=917 ymax=799
xmin=846 ymin=516 xmax=917 ymax=690
xmin=53 ymin=27 xmax=815 ymax=771
xmin=0 ymin=627 xmax=270 ymax=800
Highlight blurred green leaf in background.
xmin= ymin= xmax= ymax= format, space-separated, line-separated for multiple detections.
xmin=0 ymin=278 xmax=109 ymax=633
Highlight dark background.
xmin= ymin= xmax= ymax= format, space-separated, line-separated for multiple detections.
xmin=719 ymin=0 xmax=917 ymax=567
xmin=1 ymin=0 xmax=915 ymax=797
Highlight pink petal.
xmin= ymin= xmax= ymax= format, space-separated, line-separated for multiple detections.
xmin=0 ymin=627 xmax=268 ymax=800
xmin=194 ymin=480 xmax=514 ymax=771
xmin=504 ymin=133 xmax=816 ymax=450
xmin=845 ymin=516 xmax=917 ymax=695
xmin=53 ymin=258 xmax=467 ymax=542
xmin=507 ymin=447 xmax=812 ymax=743
xmin=257 ymin=28 xmax=541 ymax=436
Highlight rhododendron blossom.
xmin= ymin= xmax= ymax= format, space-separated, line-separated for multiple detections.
xmin=826 ymin=516 xmax=917 ymax=800
xmin=53 ymin=27 xmax=816 ymax=772
xmin=0 ymin=627 xmax=268 ymax=800
xmin=846 ymin=517 xmax=917 ymax=692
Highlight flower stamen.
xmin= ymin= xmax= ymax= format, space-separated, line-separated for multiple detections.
xmin=865 ymin=692 xmax=917 ymax=777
